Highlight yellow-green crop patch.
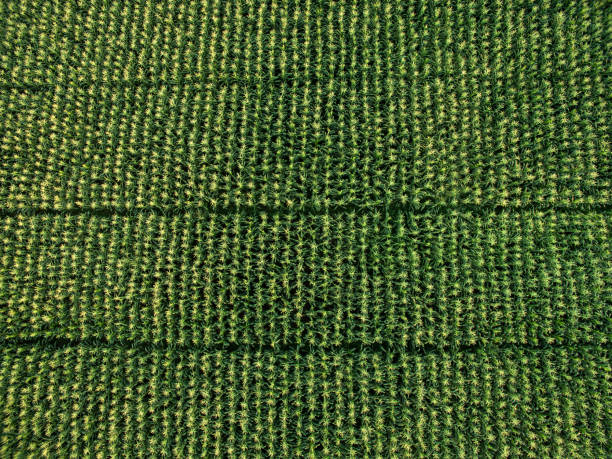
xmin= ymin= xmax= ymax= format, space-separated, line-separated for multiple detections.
xmin=0 ymin=0 xmax=610 ymax=457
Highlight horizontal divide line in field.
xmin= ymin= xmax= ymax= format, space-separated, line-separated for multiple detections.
xmin=0 ymin=333 xmax=603 ymax=360
xmin=0 ymin=201 xmax=610 ymax=219
xmin=0 ymin=68 xmax=588 ymax=94
xmin=0 ymin=75 xmax=319 ymax=94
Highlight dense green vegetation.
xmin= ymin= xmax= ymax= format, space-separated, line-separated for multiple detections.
xmin=0 ymin=0 xmax=610 ymax=457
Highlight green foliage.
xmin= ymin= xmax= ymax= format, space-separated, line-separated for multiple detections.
xmin=1 ymin=210 xmax=611 ymax=351
xmin=0 ymin=344 xmax=610 ymax=458
xmin=0 ymin=0 xmax=610 ymax=457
